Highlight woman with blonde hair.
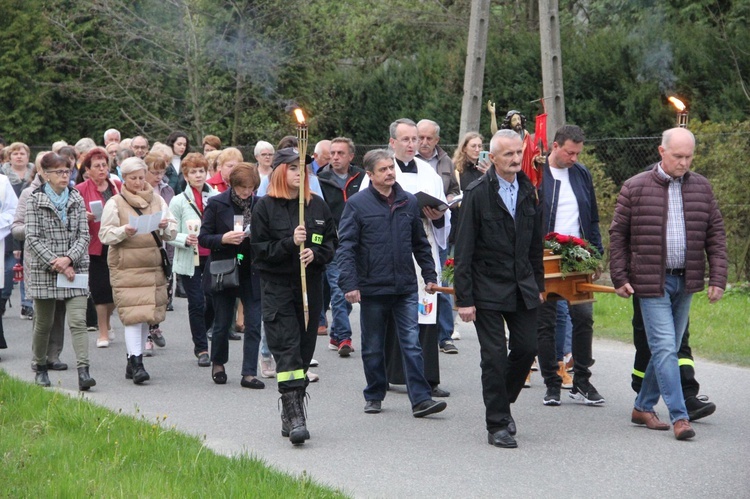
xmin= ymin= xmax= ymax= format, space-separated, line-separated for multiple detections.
xmin=452 ymin=132 xmax=487 ymax=190
xmin=207 ymin=147 xmax=242 ymax=193
xmin=99 ymin=157 xmax=177 ymax=384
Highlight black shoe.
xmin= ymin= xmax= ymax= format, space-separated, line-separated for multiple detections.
xmin=129 ymin=355 xmax=150 ymax=384
xmin=431 ymin=386 xmax=451 ymax=397
xmin=212 ymin=364 xmax=227 ymax=384
xmin=35 ymin=366 xmax=51 ymax=387
xmin=543 ymin=386 xmax=561 ymax=406
xmin=412 ymin=399 xmax=447 ymax=418
xmin=166 ymin=301 xmax=174 ymax=312
xmin=364 ymin=400 xmax=382 ymax=414
xmin=507 ymin=416 xmax=517 ymax=436
xmin=240 ymin=376 xmax=265 ymax=389
xmin=197 ymin=352 xmax=211 ymax=367
xmin=439 ymin=341 xmax=458 ymax=354
xmin=569 ymin=378 xmax=605 ymax=405
xmin=228 ymin=331 xmax=242 ymax=341
xmin=686 ymin=395 xmax=716 ymax=421
xmin=47 ymin=360 xmax=68 ymax=371
xmin=488 ymin=429 xmax=518 ymax=448
xmin=77 ymin=366 xmax=96 ymax=391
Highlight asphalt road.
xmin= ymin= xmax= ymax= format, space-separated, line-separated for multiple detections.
xmin=1 ymin=290 xmax=748 ymax=498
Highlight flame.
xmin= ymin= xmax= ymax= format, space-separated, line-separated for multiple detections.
xmin=668 ymin=96 xmax=686 ymax=112
xmin=294 ymin=108 xmax=305 ymax=124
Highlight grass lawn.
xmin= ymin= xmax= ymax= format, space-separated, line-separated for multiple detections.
xmin=593 ymin=288 xmax=750 ymax=367
xmin=0 ymin=371 xmax=346 ymax=498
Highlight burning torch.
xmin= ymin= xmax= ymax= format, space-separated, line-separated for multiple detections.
xmin=294 ymin=108 xmax=310 ymax=328
xmin=668 ymin=96 xmax=689 ymax=128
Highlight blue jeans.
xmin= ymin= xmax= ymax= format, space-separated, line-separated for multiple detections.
xmin=325 ymin=256 xmax=352 ymax=342
xmin=555 ymin=301 xmax=573 ymax=360
xmin=180 ymin=257 xmax=210 ymax=355
xmin=437 ymin=246 xmax=454 ymax=345
xmin=360 ymin=292 xmax=432 ymax=407
xmin=634 ymin=275 xmax=692 ymax=423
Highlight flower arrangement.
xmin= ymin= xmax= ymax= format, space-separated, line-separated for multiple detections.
xmin=544 ymin=232 xmax=602 ymax=277
xmin=441 ymin=257 xmax=455 ymax=286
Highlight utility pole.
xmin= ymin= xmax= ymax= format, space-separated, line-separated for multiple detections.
xmin=539 ymin=0 xmax=565 ymax=146
xmin=458 ymin=0 xmax=491 ymax=141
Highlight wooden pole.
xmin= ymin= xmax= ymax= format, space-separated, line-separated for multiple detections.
xmin=295 ymin=110 xmax=310 ymax=328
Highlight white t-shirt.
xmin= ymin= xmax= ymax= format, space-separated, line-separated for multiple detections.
xmin=549 ymin=166 xmax=580 ymax=237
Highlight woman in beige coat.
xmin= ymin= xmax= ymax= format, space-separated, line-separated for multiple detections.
xmin=99 ymin=157 xmax=177 ymax=384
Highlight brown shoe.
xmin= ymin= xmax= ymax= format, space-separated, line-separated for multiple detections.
xmin=631 ymin=408 xmax=669 ymax=430
xmin=673 ymin=419 xmax=695 ymax=440
xmin=317 ymin=325 xmax=328 ymax=335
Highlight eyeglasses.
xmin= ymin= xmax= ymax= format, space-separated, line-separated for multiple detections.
xmin=149 ymin=170 xmax=166 ymax=177
xmin=46 ymin=169 xmax=72 ymax=177
xmin=90 ymin=163 xmax=109 ymax=169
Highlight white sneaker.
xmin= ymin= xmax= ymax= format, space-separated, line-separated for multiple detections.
xmin=451 ymin=331 xmax=461 ymax=340
xmin=144 ymin=337 xmax=155 ymax=357
xmin=96 ymin=338 xmax=109 ymax=348
xmin=310 ymin=358 xmax=319 ymax=367
xmin=259 ymin=356 xmax=276 ymax=378
xmin=307 ymin=371 xmax=319 ymax=382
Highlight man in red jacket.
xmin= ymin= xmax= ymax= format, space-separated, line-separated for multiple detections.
xmin=609 ymin=127 xmax=727 ymax=441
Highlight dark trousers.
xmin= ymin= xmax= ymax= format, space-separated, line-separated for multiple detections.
xmin=360 ymin=292 xmax=432 ymax=407
xmin=386 ymin=321 xmax=440 ymax=386
xmin=537 ymin=300 xmax=593 ymax=389
xmin=211 ymin=274 xmax=261 ymax=376
xmin=181 ymin=256 xmax=210 ymax=355
xmin=475 ymin=305 xmax=537 ymax=433
xmin=632 ymin=298 xmax=700 ymax=398
xmin=261 ymin=274 xmax=323 ymax=393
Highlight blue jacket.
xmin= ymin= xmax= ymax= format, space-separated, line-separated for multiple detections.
xmin=541 ymin=161 xmax=603 ymax=254
xmin=337 ymin=183 xmax=437 ymax=297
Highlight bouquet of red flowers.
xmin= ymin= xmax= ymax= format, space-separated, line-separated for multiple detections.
xmin=441 ymin=257 xmax=455 ymax=286
xmin=544 ymin=232 xmax=602 ymax=276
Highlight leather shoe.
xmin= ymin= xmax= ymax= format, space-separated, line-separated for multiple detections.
xmin=197 ymin=352 xmax=211 ymax=367
xmin=431 ymin=386 xmax=450 ymax=397
xmin=507 ymin=416 xmax=517 ymax=436
xmin=631 ymin=408 xmax=669 ymax=430
xmin=364 ymin=400 xmax=382 ymax=414
xmin=47 ymin=360 xmax=68 ymax=371
xmin=487 ymin=429 xmax=518 ymax=448
xmin=240 ymin=376 xmax=265 ymax=389
xmin=412 ymin=399 xmax=447 ymax=418
xmin=686 ymin=395 xmax=716 ymax=421
xmin=673 ymin=419 xmax=695 ymax=440
xmin=228 ymin=331 xmax=242 ymax=341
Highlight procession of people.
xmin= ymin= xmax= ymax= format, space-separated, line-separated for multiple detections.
xmin=0 ymin=116 xmax=726 ymax=447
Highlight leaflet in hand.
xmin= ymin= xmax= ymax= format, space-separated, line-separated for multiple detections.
xmin=89 ymin=200 xmax=103 ymax=222
xmin=128 ymin=211 xmax=163 ymax=235
xmin=56 ymin=273 xmax=89 ymax=289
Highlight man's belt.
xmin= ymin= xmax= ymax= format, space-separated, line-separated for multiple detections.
xmin=666 ymin=268 xmax=685 ymax=276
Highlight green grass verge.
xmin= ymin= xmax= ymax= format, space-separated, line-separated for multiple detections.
xmin=0 ymin=371 xmax=347 ymax=498
xmin=593 ymin=288 xmax=750 ymax=367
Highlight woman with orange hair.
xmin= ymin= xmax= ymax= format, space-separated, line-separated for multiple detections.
xmin=250 ymin=148 xmax=336 ymax=446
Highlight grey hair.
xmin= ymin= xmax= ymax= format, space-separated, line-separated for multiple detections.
xmin=363 ymin=149 xmax=393 ymax=173
xmin=416 ymin=119 xmax=440 ymax=138
xmin=74 ymin=137 xmax=96 ymax=156
xmin=254 ymin=140 xmax=274 ymax=158
xmin=314 ymin=140 xmax=331 ymax=155
xmin=389 ymin=118 xmax=417 ymax=139
xmin=103 ymin=128 xmax=121 ymax=143
xmin=662 ymin=127 xmax=695 ymax=149
xmin=489 ymin=129 xmax=522 ymax=153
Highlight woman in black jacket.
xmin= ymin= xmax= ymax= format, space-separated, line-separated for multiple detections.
xmin=198 ymin=163 xmax=264 ymax=389
xmin=251 ymin=148 xmax=337 ymax=446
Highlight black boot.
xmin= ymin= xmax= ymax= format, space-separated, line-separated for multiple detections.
xmin=125 ymin=354 xmax=133 ymax=379
xmin=280 ymin=388 xmax=309 ymax=445
xmin=35 ymin=364 xmax=51 ymax=387
xmin=130 ymin=354 xmax=150 ymax=384
xmin=78 ymin=366 xmax=96 ymax=391
xmin=280 ymin=402 xmax=290 ymax=438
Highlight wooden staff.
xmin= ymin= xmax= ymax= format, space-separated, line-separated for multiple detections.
xmin=295 ymin=109 xmax=310 ymax=328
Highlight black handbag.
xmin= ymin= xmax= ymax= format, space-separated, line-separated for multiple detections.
xmin=209 ymin=258 xmax=240 ymax=291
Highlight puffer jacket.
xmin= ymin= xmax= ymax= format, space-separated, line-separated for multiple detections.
xmin=609 ymin=165 xmax=727 ymax=297
xmin=337 ymin=183 xmax=436 ymax=296
xmin=24 ymin=186 xmax=90 ymax=300
xmin=454 ymin=169 xmax=544 ymax=312
xmin=99 ymin=184 xmax=177 ymax=325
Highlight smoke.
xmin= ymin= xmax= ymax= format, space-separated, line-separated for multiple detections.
xmin=631 ymin=6 xmax=677 ymax=93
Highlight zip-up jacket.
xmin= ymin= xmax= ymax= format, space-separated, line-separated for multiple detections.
xmin=317 ymin=164 xmax=366 ymax=227
xmin=337 ymin=183 xmax=436 ymax=296
xmin=541 ymin=160 xmax=603 ymax=254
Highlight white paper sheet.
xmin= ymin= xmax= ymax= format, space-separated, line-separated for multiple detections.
xmin=89 ymin=200 xmax=103 ymax=222
xmin=128 ymin=211 xmax=163 ymax=235
xmin=56 ymin=273 xmax=89 ymax=289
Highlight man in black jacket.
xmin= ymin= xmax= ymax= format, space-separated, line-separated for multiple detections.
xmin=454 ymin=130 xmax=544 ymax=448
xmin=317 ymin=137 xmax=365 ymax=357
xmin=338 ymin=149 xmax=447 ymax=418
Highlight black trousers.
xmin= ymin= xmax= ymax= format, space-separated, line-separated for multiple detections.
xmin=261 ymin=274 xmax=323 ymax=393
xmin=474 ymin=304 xmax=537 ymax=433
xmin=632 ymin=298 xmax=700 ymax=398
xmin=385 ymin=321 xmax=440 ymax=386
xmin=537 ymin=300 xmax=594 ymax=388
